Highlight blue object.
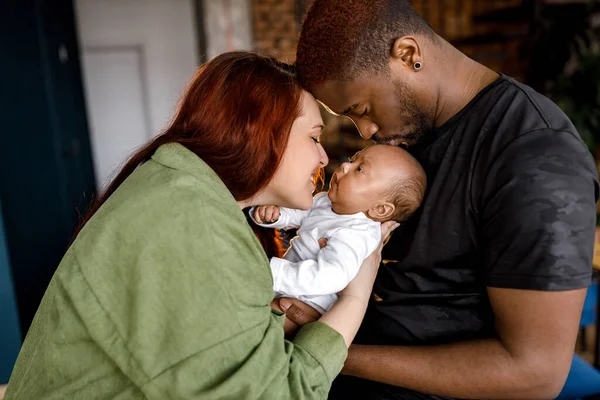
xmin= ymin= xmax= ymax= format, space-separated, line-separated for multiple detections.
xmin=0 ymin=198 xmax=22 ymax=384
xmin=556 ymin=354 xmax=600 ymax=399
xmin=581 ymin=282 xmax=598 ymax=327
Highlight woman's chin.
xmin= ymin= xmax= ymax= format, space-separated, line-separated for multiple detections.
xmin=299 ymin=194 xmax=315 ymax=210
xmin=300 ymin=198 xmax=314 ymax=210
xmin=280 ymin=194 xmax=313 ymax=211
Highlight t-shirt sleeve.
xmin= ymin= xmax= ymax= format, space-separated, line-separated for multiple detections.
xmin=479 ymin=129 xmax=599 ymax=290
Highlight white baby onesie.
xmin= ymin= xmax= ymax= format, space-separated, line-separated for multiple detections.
xmin=252 ymin=192 xmax=381 ymax=313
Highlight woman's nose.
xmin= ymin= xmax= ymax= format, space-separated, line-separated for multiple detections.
xmin=318 ymin=144 xmax=329 ymax=167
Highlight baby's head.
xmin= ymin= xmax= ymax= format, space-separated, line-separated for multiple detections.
xmin=328 ymin=144 xmax=426 ymax=223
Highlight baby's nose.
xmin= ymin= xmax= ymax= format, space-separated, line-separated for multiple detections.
xmin=340 ymin=162 xmax=351 ymax=174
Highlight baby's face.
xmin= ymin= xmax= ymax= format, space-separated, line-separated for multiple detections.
xmin=327 ymin=145 xmax=414 ymax=215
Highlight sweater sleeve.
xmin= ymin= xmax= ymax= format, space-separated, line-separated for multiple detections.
xmin=142 ymin=319 xmax=347 ymax=400
xmin=134 ymin=225 xmax=348 ymax=399
xmin=69 ymin=177 xmax=347 ymax=400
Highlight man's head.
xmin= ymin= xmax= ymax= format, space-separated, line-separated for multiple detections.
xmin=327 ymin=145 xmax=426 ymax=223
xmin=296 ymin=0 xmax=442 ymax=146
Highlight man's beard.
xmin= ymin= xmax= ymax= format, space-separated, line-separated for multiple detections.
xmin=373 ymin=79 xmax=432 ymax=147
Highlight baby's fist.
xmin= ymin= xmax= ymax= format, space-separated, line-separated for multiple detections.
xmin=254 ymin=205 xmax=280 ymax=224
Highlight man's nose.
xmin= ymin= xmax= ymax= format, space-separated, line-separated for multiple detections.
xmin=353 ymin=119 xmax=379 ymax=140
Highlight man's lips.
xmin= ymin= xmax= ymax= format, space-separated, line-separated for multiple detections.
xmin=384 ymin=138 xmax=406 ymax=146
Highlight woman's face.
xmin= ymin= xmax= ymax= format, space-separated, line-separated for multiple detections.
xmin=265 ymin=91 xmax=329 ymax=210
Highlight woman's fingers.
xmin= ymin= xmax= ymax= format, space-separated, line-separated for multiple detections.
xmin=381 ymin=221 xmax=400 ymax=242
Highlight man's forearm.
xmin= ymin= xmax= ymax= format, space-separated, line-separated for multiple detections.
xmin=344 ymin=339 xmax=567 ymax=400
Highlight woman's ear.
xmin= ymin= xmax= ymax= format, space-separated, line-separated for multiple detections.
xmin=366 ymin=201 xmax=396 ymax=221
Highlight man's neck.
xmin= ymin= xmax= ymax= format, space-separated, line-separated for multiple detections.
xmin=432 ymin=45 xmax=499 ymax=128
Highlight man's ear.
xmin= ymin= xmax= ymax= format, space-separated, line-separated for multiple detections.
xmin=366 ymin=201 xmax=396 ymax=222
xmin=390 ymin=36 xmax=422 ymax=69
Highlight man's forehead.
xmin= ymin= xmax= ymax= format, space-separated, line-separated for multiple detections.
xmin=313 ymin=80 xmax=363 ymax=115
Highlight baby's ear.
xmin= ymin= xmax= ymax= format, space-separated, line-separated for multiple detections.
xmin=366 ymin=201 xmax=396 ymax=221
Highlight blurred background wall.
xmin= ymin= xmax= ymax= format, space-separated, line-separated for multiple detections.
xmin=75 ymin=0 xmax=200 ymax=188
xmin=2 ymin=0 xmax=600 ymax=385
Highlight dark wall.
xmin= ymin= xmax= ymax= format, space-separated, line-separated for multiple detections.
xmin=0 ymin=0 xmax=96 ymax=336
xmin=0 ymin=198 xmax=21 ymax=384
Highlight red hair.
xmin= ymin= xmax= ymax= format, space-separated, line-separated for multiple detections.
xmin=76 ymin=52 xmax=303 ymax=257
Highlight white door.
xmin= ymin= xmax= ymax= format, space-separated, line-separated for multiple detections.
xmin=75 ymin=0 xmax=200 ymax=189
xmin=81 ymin=48 xmax=150 ymax=187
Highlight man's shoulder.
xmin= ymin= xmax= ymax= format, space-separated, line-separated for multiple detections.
xmin=504 ymin=77 xmax=576 ymax=130
xmin=461 ymin=76 xmax=588 ymax=175
xmin=476 ymin=76 xmax=580 ymax=145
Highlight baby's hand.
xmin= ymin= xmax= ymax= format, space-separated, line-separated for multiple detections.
xmin=254 ymin=205 xmax=280 ymax=224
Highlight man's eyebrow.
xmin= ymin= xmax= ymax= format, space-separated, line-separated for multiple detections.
xmin=341 ymin=103 xmax=359 ymax=116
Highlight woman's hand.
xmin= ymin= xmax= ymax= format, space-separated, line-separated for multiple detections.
xmin=341 ymin=220 xmax=399 ymax=301
xmin=319 ymin=220 xmax=399 ymax=346
xmin=274 ymin=221 xmax=399 ymax=343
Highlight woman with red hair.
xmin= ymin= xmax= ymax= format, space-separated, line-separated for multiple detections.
xmin=4 ymin=52 xmax=396 ymax=399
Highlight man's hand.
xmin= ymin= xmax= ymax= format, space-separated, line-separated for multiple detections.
xmin=271 ymin=297 xmax=321 ymax=337
xmin=254 ymin=205 xmax=280 ymax=224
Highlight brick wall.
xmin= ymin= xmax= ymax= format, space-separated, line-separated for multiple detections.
xmin=251 ymin=0 xmax=313 ymax=62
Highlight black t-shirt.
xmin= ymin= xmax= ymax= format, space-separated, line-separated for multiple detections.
xmin=329 ymin=75 xmax=599 ymax=399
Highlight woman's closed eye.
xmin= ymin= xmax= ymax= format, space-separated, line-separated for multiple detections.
xmin=311 ymin=136 xmax=320 ymax=144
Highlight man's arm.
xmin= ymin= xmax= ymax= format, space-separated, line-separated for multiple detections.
xmin=343 ymin=287 xmax=585 ymax=399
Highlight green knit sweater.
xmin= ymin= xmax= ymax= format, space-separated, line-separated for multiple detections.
xmin=5 ymin=143 xmax=347 ymax=399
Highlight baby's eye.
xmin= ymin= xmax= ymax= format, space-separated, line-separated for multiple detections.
xmin=356 ymin=165 xmax=363 ymax=173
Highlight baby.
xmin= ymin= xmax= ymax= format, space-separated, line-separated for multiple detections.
xmin=252 ymin=144 xmax=426 ymax=314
